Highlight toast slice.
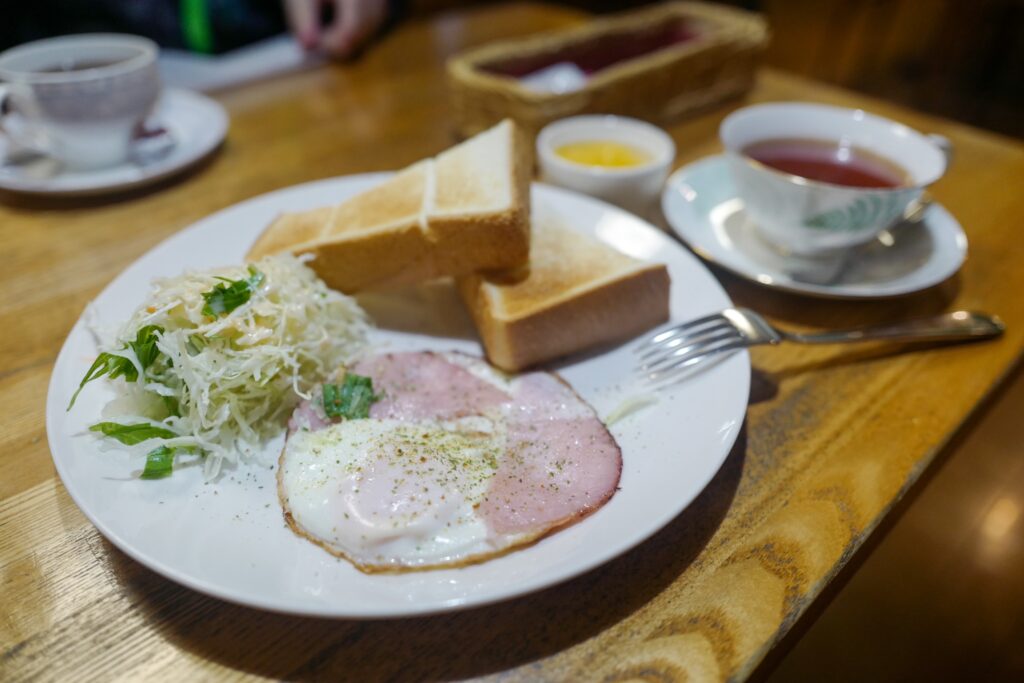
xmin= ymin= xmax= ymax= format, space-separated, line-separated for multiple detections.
xmin=246 ymin=120 xmax=530 ymax=293
xmin=458 ymin=220 xmax=670 ymax=371
xmin=292 ymin=161 xmax=432 ymax=293
xmin=429 ymin=118 xmax=533 ymax=277
xmin=247 ymin=206 xmax=336 ymax=258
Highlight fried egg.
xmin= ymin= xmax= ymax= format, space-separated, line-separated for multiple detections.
xmin=278 ymin=351 xmax=621 ymax=572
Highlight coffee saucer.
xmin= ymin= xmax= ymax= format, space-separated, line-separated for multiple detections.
xmin=661 ymin=154 xmax=967 ymax=299
xmin=0 ymin=88 xmax=227 ymax=197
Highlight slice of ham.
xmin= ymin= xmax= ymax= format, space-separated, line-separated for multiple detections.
xmin=353 ymin=351 xmax=511 ymax=421
xmin=288 ymin=351 xmax=511 ymax=432
xmin=479 ymin=372 xmax=621 ymax=535
xmin=288 ymin=392 xmax=331 ymax=433
xmin=285 ymin=351 xmax=622 ymax=568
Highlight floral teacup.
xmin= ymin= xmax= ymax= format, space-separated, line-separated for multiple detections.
xmin=721 ymin=102 xmax=949 ymax=255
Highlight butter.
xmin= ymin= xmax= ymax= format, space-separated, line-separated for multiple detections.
xmin=555 ymin=140 xmax=651 ymax=168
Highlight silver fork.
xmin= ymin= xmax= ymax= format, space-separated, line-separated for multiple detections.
xmin=635 ymin=308 xmax=1005 ymax=387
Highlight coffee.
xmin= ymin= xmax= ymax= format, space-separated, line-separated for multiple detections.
xmin=742 ymin=137 xmax=910 ymax=189
xmin=38 ymin=59 xmax=122 ymax=73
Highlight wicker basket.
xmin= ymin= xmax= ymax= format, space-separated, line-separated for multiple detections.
xmin=447 ymin=2 xmax=768 ymax=139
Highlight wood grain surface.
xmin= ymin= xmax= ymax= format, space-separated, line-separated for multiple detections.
xmin=2 ymin=4 xmax=1023 ymax=682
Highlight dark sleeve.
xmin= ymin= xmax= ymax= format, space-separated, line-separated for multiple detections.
xmin=2 ymin=0 xmax=404 ymax=54
xmin=203 ymin=0 xmax=286 ymax=53
xmin=0 ymin=0 xmax=287 ymax=54
xmin=0 ymin=1 xmax=185 ymax=50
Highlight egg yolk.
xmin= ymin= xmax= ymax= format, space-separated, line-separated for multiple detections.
xmin=555 ymin=140 xmax=651 ymax=168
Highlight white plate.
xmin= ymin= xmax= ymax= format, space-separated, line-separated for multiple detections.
xmin=46 ymin=175 xmax=749 ymax=618
xmin=0 ymin=88 xmax=227 ymax=196
xmin=662 ymin=155 xmax=968 ymax=299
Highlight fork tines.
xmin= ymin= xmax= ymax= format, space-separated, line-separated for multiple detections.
xmin=634 ymin=312 xmax=747 ymax=387
xmin=633 ymin=312 xmax=723 ymax=356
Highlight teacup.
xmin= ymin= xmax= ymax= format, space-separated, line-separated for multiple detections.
xmin=0 ymin=34 xmax=161 ymax=170
xmin=720 ymin=102 xmax=949 ymax=255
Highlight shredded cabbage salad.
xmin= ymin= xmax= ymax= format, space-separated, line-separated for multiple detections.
xmin=71 ymin=255 xmax=370 ymax=479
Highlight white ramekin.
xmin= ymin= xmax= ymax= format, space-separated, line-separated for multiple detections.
xmin=537 ymin=115 xmax=676 ymax=216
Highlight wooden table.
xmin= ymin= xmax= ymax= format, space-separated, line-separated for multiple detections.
xmin=3 ymin=4 xmax=1023 ymax=681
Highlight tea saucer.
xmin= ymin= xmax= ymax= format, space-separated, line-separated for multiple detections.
xmin=0 ymin=88 xmax=227 ymax=197
xmin=661 ymin=155 xmax=968 ymax=299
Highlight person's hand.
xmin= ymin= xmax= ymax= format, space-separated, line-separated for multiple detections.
xmin=284 ymin=0 xmax=389 ymax=59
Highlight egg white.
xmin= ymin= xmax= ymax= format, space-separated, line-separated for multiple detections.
xmin=279 ymin=417 xmax=520 ymax=571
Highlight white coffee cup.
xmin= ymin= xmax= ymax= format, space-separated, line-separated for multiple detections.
xmin=720 ymin=102 xmax=949 ymax=255
xmin=0 ymin=34 xmax=161 ymax=170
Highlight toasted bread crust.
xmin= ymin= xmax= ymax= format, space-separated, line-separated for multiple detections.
xmin=247 ymin=207 xmax=334 ymax=261
xmin=297 ymin=219 xmax=430 ymax=293
xmin=458 ymin=227 xmax=671 ymax=371
xmin=429 ymin=206 xmax=530 ymax=276
xmin=245 ymin=120 xmax=531 ymax=293
xmin=325 ymin=161 xmax=428 ymax=239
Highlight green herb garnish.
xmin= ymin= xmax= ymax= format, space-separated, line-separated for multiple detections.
xmin=201 ymin=266 xmax=264 ymax=318
xmin=89 ymin=424 xmax=197 ymax=480
xmin=141 ymin=445 xmax=202 ymax=479
xmin=128 ymin=324 xmax=164 ymax=368
xmin=68 ymin=353 xmax=137 ymax=410
xmin=67 ymin=326 xmax=165 ymax=410
xmin=90 ymin=422 xmax=178 ymax=445
xmin=90 ymin=422 xmax=183 ymax=480
xmin=322 ymin=373 xmax=378 ymax=419
xmin=141 ymin=445 xmax=175 ymax=479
